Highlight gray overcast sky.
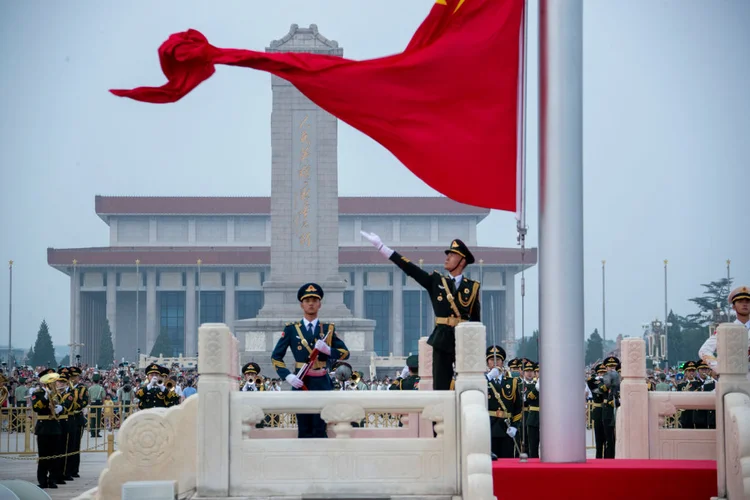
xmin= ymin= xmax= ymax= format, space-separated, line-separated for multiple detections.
xmin=0 ymin=0 xmax=748 ymax=350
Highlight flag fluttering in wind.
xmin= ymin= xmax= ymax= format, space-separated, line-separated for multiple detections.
xmin=111 ymin=0 xmax=524 ymax=211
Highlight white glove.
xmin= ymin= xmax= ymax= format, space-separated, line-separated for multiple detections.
xmin=150 ymin=376 xmax=158 ymax=385
xmin=314 ymin=339 xmax=331 ymax=355
xmin=243 ymin=381 xmax=252 ymax=391
xmin=400 ymin=366 xmax=410 ymax=379
xmin=54 ymin=405 xmax=63 ymax=415
xmin=487 ymin=367 xmax=500 ymax=380
xmin=506 ymin=426 xmax=518 ymax=439
xmin=360 ymin=231 xmax=394 ymax=258
xmin=285 ymin=374 xmax=304 ymax=389
xmin=146 ymin=381 xmax=155 ymax=390
xmin=42 ymin=388 xmax=50 ymax=400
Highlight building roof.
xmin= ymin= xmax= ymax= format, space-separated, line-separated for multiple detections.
xmin=47 ymin=246 xmax=537 ymax=273
xmin=94 ymin=196 xmax=490 ymax=220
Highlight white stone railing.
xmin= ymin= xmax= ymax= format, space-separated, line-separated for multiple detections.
xmin=76 ymin=322 xmax=495 ymax=500
xmin=616 ymin=323 xmax=750 ymax=499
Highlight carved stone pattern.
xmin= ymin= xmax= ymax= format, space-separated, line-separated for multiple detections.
xmin=456 ymin=328 xmax=484 ymax=374
xmin=622 ymin=339 xmax=645 ymax=378
xmin=419 ymin=339 xmax=433 ymax=379
xmin=246 ymin=332 xmax=267 ymax=352
xmin=321 ymin=403 xmax=365 ymax=423
xmin=719 ymin=327 xmax=747 ymax=375
xmin=728 ymin=410 xmax=740 ymax=477
xmin=200 ymin=329 xmax=223 ymax=374
xmin=657 ymin=399 xmax=677 ymax=418
xmin=121 ymin=413 xmax=176 ymax=467
xmin=241 ymin=405 xmax=266 ymax=439
xmin=422 ymin=403 xmax=445 ymax=423
xmin=344 ymin=332 xmax=365 ymax=352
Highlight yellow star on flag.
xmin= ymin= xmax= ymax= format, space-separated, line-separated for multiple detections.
xmin=435 ymin=0 xmax=467 ymax=14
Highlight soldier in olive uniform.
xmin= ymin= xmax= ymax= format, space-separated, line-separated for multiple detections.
xmin=360 ymin=231 xmax=481 ymax=391
xmin=599 ymin=356 xmax=620 ymax=458
xmin=135 ymin=363 xmax=169 ymax=409
xmin=392 ymin=355 xmax=420 ymax=391
xmin=521 ymin=359 xmax=540 ymax=458
xmin=32 ymin=369 xmax=63 ymax=489
xmin=486 ymin=346 xmax=522 ymax=458
xmin=677 ymin=361 xmax=702 ymax=429
xmin=88 ymin=372 xmax=105 ymax=437
xmin=271 ymin=283 xmax=350 ymax=438
xmin=587 ymin=363 xmax=607 ymax=458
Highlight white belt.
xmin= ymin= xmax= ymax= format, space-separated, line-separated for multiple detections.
xmin=305 ymin=368 xmax=328 ymax=377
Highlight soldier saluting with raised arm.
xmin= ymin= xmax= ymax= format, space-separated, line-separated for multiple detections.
xmin=360 ymin=231 xmax=481 ymax=390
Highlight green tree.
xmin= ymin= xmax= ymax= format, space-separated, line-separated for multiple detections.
xmin=516 ymin=330 xmax=539 ymax=362
xmin=585 ymin=328 xmax=604 ymax=365
xmin=31 ymin=320 xmax=56 ymax=367
xmin=59 ymin=354 xmax=70 ymax=366
xmin=25 ymin=346 xmax=34 ymax=365
xmin=98 ymin=320 xmax=115 ymax=369
xmin=687 ymin=278 xmax=734 ymax=324
xmin=150 ymin=327 xmax=173 ymax=357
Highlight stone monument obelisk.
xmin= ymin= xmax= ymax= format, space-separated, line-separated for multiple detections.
xmin=235 ymin=25 xmax=375 ymax=373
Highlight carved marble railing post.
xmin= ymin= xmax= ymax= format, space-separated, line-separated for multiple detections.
xmin=455 ymin=322 xmax=494 ymax=500
xmin=713 ymin=323 xmax=750 ymax=500
xmin=418 ymin=337 xmax=433 ymax=391
xmin=197 ymin=323 xmax=236 ymax=497
xmin=616 ymin=337 xmax=649 ymax=459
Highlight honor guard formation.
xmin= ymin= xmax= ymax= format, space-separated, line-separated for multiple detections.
xmin=1 ymin=230 xmax=746 ymax=490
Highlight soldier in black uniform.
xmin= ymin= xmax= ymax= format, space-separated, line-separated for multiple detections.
xmin=694 ymin=359 xmax=716 ymax=429
xmin=599 ymin=356 xmax=620 ymax=458
xmin=486 ymin=346 xmax=522 ymax=458
xmin=32 ymin=369 xmax=64 ymax=489
xmin=521 ymin=359 xmax=540 ymax=458
xmin=135 ymin=363 xmax=169 ymax=409
xmin=68 ymin=366 xmax=87 ymax=478
xmin=56 ymin=366 xmax=77 ymax=483
xmin=240 ymin=362 xmax=265 ymax=391
xmin=271 ymin=283 xmax=350 ymax=438
xmin=360 ymin=231 xmax=481 ymax=391
xmin=587 ymin=363 xmax=607 ymax=458
xmin=392 ymin=355 xmax=420 ymax=391
xmin=162 ymin=367 xmax=181 ymax=407
xmin=677 ymin=361 xmax=702 ymax=429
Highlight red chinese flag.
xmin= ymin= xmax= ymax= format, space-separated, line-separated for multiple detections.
xmin=111 ymin=0 xmax=524 ymax=211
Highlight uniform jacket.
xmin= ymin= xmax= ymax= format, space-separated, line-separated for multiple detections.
xmin=391 ymin=374 xmax=420 ymax=391
xmin=389 ymin=252 xmax=481 ymax=354
xmin=135 ymin=385 xmax=168 ymax=410
xmin=31 ymin=389 xmax=62 ymax=436
xmin=522 ymin=379 xmax=539 ymax=427
xmin=271 ymin=320 xmax=349 ymax=380
xmin=487 ymin=375 xmax=523 ymax=437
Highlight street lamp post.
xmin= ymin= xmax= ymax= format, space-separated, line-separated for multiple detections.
xmin=418 ymin=258 xmax=424 ymax=337
xmin=601 ymin=260 xmax=606 ymax=344
xmin=197 ymin=259 xmax=202 ymax=327
xmin=135 ymin=259 xmax=140 ymax=360
xmin=643 ymin=318 xmax=671 ymax=369
xmin=7 ymin=260 xmax=13 ymax=373
xmin=663 ymin=259 xmax=669 ymax=360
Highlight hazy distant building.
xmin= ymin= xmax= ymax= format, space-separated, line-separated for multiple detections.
xmin=47 ymin=195 xmax=536 ymax=365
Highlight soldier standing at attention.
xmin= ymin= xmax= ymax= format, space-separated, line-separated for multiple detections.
xmin=676 ymin=361 xmax=702 ymax=429
xmin=392 ymin=355 xmax=420 ymax=391
xmin=521 ymin=359 xmax=540 ymax=458
xmin=88 ymin=373 xmax=105 ymax=437
xmin=486 ymin=346 xmax=522 ymax=459
xmin=360 ymin=231 xmax=481 ymax=390
xmin=68 ymin=366 xmax=87 ymax=478
xmin=587 ymin=363 xmax=607 ymax=458
xmin=599 ymin=356 xmax=621 ymax=458
xmin=271 ymin=283 xmax=350 ymax=438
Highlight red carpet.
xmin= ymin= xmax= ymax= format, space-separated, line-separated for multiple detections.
xmin=492 ymin=459 xmax=716 ymax=500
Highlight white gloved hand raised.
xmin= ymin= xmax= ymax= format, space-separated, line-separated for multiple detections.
xmin=243 ymin=381 xmax=252 ymax=391
xmin=360 ymin=231 xmax=394 ymax=258
xmin=314 ymin=339 xmax=331 ymax=355
xmin=285 ymin=374 xmax=305 ymax=389
xmin=54 ymin=405 xmax=63 ymax=415
xmin=400 ymin=366 xmax=410 ymax=379
xmin=487 ymin=367 xmax=500 ymax=380
xmin=506 ymin=426 xmax=518 ymax=439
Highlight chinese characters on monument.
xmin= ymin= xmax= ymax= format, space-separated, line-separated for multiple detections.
xmin=292 ymin=112 xmax=318 ymax=250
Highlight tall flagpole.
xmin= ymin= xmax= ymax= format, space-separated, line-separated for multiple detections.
xmin=726 ymin=259 xmax=731 ymax=282
xmin=136 ymin=259 xmax=140 ymax=361
xmin=197 ymin=259 xmax=202 ymax=327
xmin=602 ymin=260 xmax=606 ymax=345
xmin=7 ymin=260 xmax=12 ymax=373
xmin=538 ymin=0 xmax=585 ymax=463
xmin=663 ymin=259 xmax=668 ymax=358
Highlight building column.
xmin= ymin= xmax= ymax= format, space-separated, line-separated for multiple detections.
xmin=504 ymin=269 xmax=516 ymax=357
xmin=106 ymin=270 xmax=117 ymax=358
xmin=354 ymin=268 xmax=365 ymax=317
xmin=70 ymin=271 xmax=81 ymax=360
xmin=225 ymin=269 xmax=235 ymax=330
xmin=185 ymin=270 xmax=196 ymax=357
xmin=392 ymin=272 xmax=403 ymax=356
xmin=146 ymin=269 xmax=157 ymax=355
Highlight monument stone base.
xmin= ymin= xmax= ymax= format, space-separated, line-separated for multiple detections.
xmin=234 ymin=316 xmax=376 ymax=376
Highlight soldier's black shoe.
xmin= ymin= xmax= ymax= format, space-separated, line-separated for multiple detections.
xmin=491 ymin=452 xmax=498 ymax=461
xmin=37 ymin=483 xmax=47 ymax=489
xmin=72 ymin=473 xmax=80 ymax=478
xmin=65 ymin=475 xmax=74 ymax=481
xmin=55 ymin=479 xmax=66 ymax=485
xmin=48 ymin=483 xmax=58 ymax=489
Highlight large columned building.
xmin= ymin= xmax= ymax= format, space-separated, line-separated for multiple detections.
xmin=47 ymin=195 xmax=537 ymax=365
